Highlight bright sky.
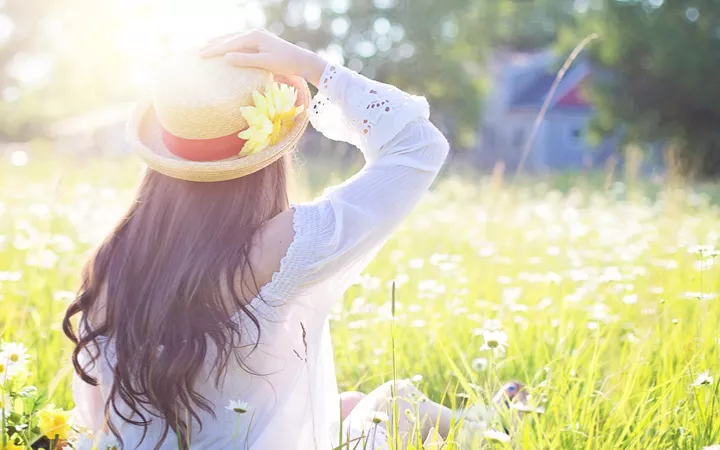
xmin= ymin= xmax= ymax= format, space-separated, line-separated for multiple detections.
xmin=112 ymin=0 xmax=351 ymax=87
xmin=3 ymin=0 xmax=269 ymax=88
xmin=2 ymin=0 xmax=357 ymax=91
xmin=116 ymin=0 xmax=266 ymax=58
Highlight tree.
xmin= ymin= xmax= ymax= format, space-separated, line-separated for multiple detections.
xmin=564 ymin=0 xmax=720 ymax=176
xmin=261 ymin=0 xmax=502 ymax=148
xmin=491 ymin=0 xmax=575 ymax=51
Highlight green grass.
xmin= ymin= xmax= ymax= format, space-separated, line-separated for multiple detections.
xmin=1 ymin=156 xmax=719 ymax=449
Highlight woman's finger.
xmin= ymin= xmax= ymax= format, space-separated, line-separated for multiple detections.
xmin=224 ymin=52 xmax=269 ymax=70
xmin=200 ymin=31 xmax=261 ymax=58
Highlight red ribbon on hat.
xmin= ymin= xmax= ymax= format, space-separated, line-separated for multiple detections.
xmin=162 ymin=129 xmax=248 ymax=162
xmin=159 ymin=76 xmax=303 ymax=162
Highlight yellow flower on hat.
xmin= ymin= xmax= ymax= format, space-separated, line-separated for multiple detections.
xmin=238 ymin=82 xmax=304 ymax=155
xmin=38 ymin=405 xmax=72 ymax=440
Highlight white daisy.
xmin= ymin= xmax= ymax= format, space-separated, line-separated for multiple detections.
xmin=1 ymin=341 xmax=30 ymax=370
xmin=483 ymin=429 xmax=511 ymax=443
xmin=480 ymin=330 xmax=509 ymax=352
xmin=692 ymin=371 xmax=714 ymax=387
xmin=369 ymin=411 xmax=389 ymax=424
xmin=226 ymin=399 xmax=250 ymax=414
xmin=702 ymin=445 xmax=720 ymax=450
xmin=471 ymin=357 xmax=488 ymax=372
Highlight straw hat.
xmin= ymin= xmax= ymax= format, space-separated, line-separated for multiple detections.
xmin=128 ymin=52 xmax=311 ymax=182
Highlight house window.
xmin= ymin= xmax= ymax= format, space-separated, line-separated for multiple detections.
xmin=569 ymin=126 xmax=585 ymax=147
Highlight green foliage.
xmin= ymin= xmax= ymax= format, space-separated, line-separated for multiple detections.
xmin=564 ymin=0 xmax=720 ymax=176
xmin=490 ymin=0 xmax=575 ymax=50
xmin=262 ymin=0 xmax=578 ymax=148
xmin=2 ymin=158 xmax=720 ymax=448
xmin=262 ymin=0 xmax=498 ymax=147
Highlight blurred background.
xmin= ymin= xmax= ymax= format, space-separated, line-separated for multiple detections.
xmin=0 ymin=0 xmax=719 ymax=177
xmin=2 ymin=3 xmax=720 ymax=443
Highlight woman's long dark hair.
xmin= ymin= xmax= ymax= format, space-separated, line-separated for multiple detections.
xmin=63 ymin=156 xmax=290 ymax=449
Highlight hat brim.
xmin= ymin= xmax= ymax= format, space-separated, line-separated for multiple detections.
xmin=127 ymin=74 xmax=311 ymax=182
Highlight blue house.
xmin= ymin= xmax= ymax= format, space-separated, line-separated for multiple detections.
xmin=477 ymin=50 xmax=618 ymax=171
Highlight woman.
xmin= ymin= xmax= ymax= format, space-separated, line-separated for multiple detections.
xmin=64 ymin=29 xmax=454 ymax=449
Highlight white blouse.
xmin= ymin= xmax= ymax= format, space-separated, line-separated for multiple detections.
xmin=72 ymin=63 xmax=449 ymax=450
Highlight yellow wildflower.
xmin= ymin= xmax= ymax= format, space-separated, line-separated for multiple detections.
xmin=238 ymin=82 xmax=304 ymax=155
xmin=38 ymin=405 xmax=72 ymax=440
xmin=4 ymin=440 xmax=25 ymax=450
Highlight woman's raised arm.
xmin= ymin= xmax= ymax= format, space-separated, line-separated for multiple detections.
xmin=205 ymin=30 xmax=449 ymax=318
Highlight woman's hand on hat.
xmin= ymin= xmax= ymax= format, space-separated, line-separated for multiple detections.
xmin=200 ymin=29 xmax=326 ymax=88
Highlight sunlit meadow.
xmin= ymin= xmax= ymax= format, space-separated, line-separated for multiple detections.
xmin=1 ymin=153 xmax=720 ymax=449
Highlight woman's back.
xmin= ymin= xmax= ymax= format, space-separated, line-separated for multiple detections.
xmin=75 ymin=201 xmax=373 ymax=449
xmin=80 ymin=248 xmax=338 ymax=449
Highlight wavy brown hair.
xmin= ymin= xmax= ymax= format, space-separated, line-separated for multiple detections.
xmin=63 ymin=156 xmax=290 ymax=449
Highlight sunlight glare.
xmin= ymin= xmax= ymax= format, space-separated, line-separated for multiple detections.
xmin=110 ymin=0 xmax=267 ymax=87
xmin=0 ymin=13 xmax=14 ymax=44
xmin=10 ymin=150 xmax=29 ymax=167
xmin=116 ymin=1 xmax=252 ymax=55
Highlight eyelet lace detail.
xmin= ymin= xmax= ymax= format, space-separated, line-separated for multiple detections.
xmin=309 ymin=63 xmax=430 ymax=155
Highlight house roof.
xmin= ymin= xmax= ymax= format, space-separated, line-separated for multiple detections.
xmin=510 ymin=62 xmax=592 ymax=111
xmin=512 ymin=73 xmax=558 ymax=107
xmin=556 ymin=81 xmax=591 ymax=107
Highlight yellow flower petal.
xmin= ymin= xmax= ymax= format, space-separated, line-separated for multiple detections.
xmin=251 ymin=90 xmax=268 ymax=115
xmin=237 ymin=81 xmax=302 ymax=155
xmin=38 ymin=405 xmax=72 ymax=440
xmin=239 ymin=105 xmax=256 ymax=118
xmin=273 ymin=83 xmax=284 ymax=116
xmin=238 ymin=129 xmax=254 ymax=140
xmin=265 ymin=84 xmax=276 ymax=119
xmin=5 ymin=441 xmax=24 ymax=450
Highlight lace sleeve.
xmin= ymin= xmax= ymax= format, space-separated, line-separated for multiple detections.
xmin=254 ymin=64 xmax=448 ymax=325
xmin=309 ymin=64 xmax=431 ymax=160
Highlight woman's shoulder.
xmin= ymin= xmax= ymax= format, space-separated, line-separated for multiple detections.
xmin=238 ymin=208 xmax=297 ymax=300
xmin=235 ymin=200 xmax=341 ymax=308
